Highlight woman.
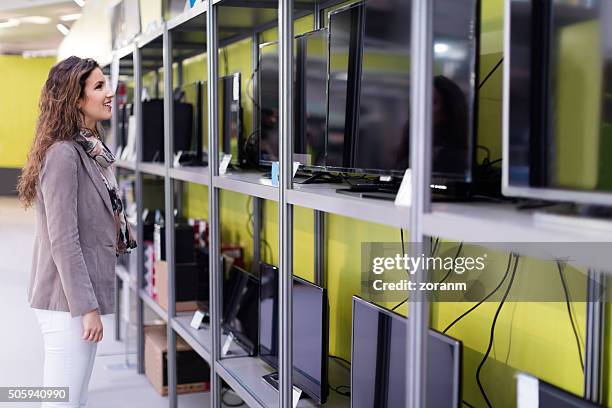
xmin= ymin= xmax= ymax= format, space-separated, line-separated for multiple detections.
xmin=17 ymin=56 xmax=136 ymax=407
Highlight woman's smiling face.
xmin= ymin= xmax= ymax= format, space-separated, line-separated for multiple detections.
xmin=79 ymin=68 xmax=114 ymax=129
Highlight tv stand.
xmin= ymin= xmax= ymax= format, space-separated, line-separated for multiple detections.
xmin=295 ymin=172 xmax=343 ymax=184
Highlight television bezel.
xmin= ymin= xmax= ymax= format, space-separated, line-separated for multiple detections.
xmin=502 ymin=0 xmax=612 ymax=206
xmin=350 ymin=295 xmax=462 ymax=408
xmin=325 ymin=0 xmax=480 ymax=183
xmin=258 ymin=262 xmax=329 ymax=404
xmin=222 ymin=264 xmax=259 ymax=356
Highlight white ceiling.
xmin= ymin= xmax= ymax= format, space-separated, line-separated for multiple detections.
xmin=0 ymin=0 xmax=81 ymax=55
xmin=0 ymin=0 xmax=71 ymax=12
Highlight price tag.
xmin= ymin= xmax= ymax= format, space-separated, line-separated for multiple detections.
xmin=271 ymin=162 xmax=279 ymax=187
xmin=516 ymin=373 xmax=539 ymax=408
xmin=221 ymin=332 xmax=235 ymax=357
xmin=233 ymin=74 xmax=240 ymax=101
xmin=173 ymin=151 xmax=182 ymax=168
xmin=292 ymin=386 xmax=302 ymax=408
xmin=219 ymin=154 xmax=232 ymax=175
xmin=190 ymin=310 xmax=205 ymax=330
xmin=394 ymin=169 xmax=412 ymax=207
xmin=293 ymin=161 xmax=300 ymax=177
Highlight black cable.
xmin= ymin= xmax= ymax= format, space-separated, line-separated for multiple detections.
xmin=478 ymin=58 xmax=503 ymax=90
xmin=443 ymin=252 xmax=515 ymax=334
xmin=437 ymin=242 xmax=464 ymax=285
xmin=475 ymin=254 xmax=520 ymax=408
xmin=330 ymin=384 xmax=351 ymax=397
xmin=221 ymin=388 xmax=245 ymax=407
xmin=557 ymin=261 xmax=585 ymax=372
xmin=462 ymin=400 xmax=476 ymax=408
xmin=392 ymin=235 xmax=443 ymax=311
xmin=476 ymin=145 xmax=491 ymax=162
xmin=329 ymin=354 xmax=351 ymax=367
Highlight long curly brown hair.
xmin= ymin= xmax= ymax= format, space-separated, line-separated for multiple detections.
xmin=18 ymin=56 xmax=100 ymax=208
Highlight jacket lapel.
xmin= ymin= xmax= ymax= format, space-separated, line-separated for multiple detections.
xmin=72 ymin=142 xmax=115 ymax=219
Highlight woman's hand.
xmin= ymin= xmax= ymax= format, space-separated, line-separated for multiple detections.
xmin=82 ymin=309 xmax=103 ymax=343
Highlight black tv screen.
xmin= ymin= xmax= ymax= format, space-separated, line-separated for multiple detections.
xmin=179 ymin=81 xmax=204 ymax=161
xmin=351 ymin=296 xmax=461 ymax=408
xmin=219 ymin=73 xmax=242 ymax=166
xmin=327 ymin=0 xmax=478 ymax=180
xmin=295 ymin=29 xmax=328 ymax=169
xmin=538 ymin=379 xmax=602 ymax=408
xmin=259 ymin=263 xmax=329 ymax=403
xmin=505 ymin=0 xmax=612 ymax=206
xmin=222 ymin=265 xmax=259 ymax=356
xmin=259 ymin=42 xmax=280 ymax=165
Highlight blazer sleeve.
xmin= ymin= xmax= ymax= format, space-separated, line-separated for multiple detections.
xmin=40 ymin=142 xmax=99 ymax=317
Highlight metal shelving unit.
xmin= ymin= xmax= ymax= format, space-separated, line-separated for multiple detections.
xmin=109 ymin=0 xmax=611 ymax=407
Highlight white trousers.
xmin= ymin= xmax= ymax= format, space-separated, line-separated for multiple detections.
xmin=33 ymin=309 xmax=98 ymax=408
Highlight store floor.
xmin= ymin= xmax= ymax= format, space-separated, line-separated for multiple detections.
xmin=0 ymin=197 xmax=219 ymax=408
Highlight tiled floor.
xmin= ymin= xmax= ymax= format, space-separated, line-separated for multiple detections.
xmin=0 ymin=197 xmax=228 ymax=407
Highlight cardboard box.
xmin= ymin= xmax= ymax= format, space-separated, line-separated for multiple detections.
xmin=154 ymin=261 xmax=201 ymax=313
xmin=144 ymin=325 xmax=210 ymax=396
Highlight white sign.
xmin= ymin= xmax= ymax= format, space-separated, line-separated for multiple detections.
xmin=221 ymin=332 xmax=235 ymax=357
xmin=219 ymin=154 xmax=232 ymax=175
xmin=516 ymin=373 xmax=539 ymax=408
xmin=190 ymin=310 xmax=205 ymax=330
xmin=394 ymin=169 xmax=412 ymax=207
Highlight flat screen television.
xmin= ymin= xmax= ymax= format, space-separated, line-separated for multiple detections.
xmin=351 ymin=296 xmax=462 ymax=408
xmin=178 ymin=81 xmax=205 ymax=165
xmin=222 ymin=265 xmax=259 ymax=356
xmin=259 ymin=262 xmax=329 ymax=403
xmin=258 ymin=41 xmax=280 ymax=165
xmin=327 ymin=0 xmax=479 ymax=182
xmin=504 ymin=0 xmax=612 ymax=206
xmin=258 ymin=30 xmax=328 ymax=169
xmin=219 ymin=73 xmax=243 ymax=167
xmin=539 ymin=379 xmax=602 ymax=408
xmin=295 ymin=29 xmax=328 ymax=170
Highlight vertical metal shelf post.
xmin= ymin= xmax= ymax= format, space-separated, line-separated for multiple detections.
xmin=207 ymin=1 xmax=222 ymax=407
xmin=278 ymin=0 xmax=294 ymax=406
xmin=111 ymin=55 xmax=121 ymax=341
xmin=163 ymin=25 xmax=179 ymax=408
xmin=407 ymin=0 xmax=433 ymax=406
xmin=252 ymin=32 xmax=263 ymax=274
xmin=313 ymin=0 xmax=325 ymax=290
xmin=133 ymin=43 xmax=146 ymax=375
xmin=585 ymin=270 xmax=606 ymax=404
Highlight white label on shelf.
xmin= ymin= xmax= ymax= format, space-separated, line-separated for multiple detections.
xmin=293 ymin=161 xmax=300 ymax=177
xmin=271 ymin=162 xmax=279 ymax=187
xmin=233 ymin=74 xmax=240 ymax=101
xmin=394 ymin=168 xmax=412 ymax=207
xmin=173 ymin=151 xmax=182 ymax=168
xmin=221 ymin=332 xmax=234 ymax=357
xmin=292 ymin=386 xmax=302 ymax=408
xmin=190 ymin=310 xmax=205 ymax=330
xmin=516 ymin=373 xmax=539 ymax=408
xmin=219 ymin=154 xmax=232 ymax=175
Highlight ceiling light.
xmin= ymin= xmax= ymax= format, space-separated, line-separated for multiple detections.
xmin=23 ymin=49 xmax=58 ymax=58
xmin=56 ymin=23 xmax=70 ymax=36
xmin=0 ymin=19 xmax=20 ymax=29
xmin=20 ymin=16 xmax=52 ymax=24
xmin=73 ymin=0 xmax=85 ymax=7
xmin=60 ymin=13 xmax=82 ymax=22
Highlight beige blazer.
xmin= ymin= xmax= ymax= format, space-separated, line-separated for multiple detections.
xmin=27 ymin=140 xmax=117 ymax=317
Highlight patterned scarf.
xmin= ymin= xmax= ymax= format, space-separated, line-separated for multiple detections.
xmin=75 ymin=128 xmax=137 ymax=255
